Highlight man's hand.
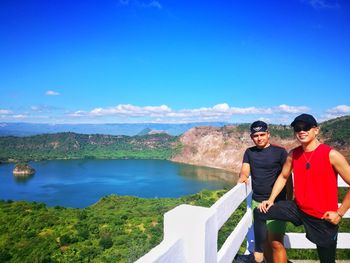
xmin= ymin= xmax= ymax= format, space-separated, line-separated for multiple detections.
xmin=239 ymin=163 xmax=250 ymax=184
xmin=258 ymin=199 xmax=274 ymax=213
xmin=322 ymin=211 xmax=342 ymax=225
xmin=238 ymin=175 xmax=249 ymax=184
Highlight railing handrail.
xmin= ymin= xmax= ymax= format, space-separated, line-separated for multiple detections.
xmin=136 ymin=176 xmax=349 ymax=262
xmin=136 ymin=179 xmax=252 ymax=262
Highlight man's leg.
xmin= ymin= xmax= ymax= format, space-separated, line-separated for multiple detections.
xmin=266 ymin=218 xmax=287 ymax=263
xmin=300 ymin=211 xmax=338 ymax=263
xmin=258 ymin=233 xmax=287 ymax=263
xmin=252 ymin=200 xmax=278 ymax=263
xmin=269 ymin=232 xmax=287 ymax=263
xmin=254 ymin=201 xmax=302 ymax=262
xmin=316 ymin=243 xmax=336 ymax=263
xmin=263 ymin=239 xmax=273 ymax=263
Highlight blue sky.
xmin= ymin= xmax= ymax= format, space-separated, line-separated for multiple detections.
xmin=0 ymin=0 xmax=349 ymax=124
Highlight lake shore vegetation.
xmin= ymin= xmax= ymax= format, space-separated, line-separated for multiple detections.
xmin=0 ymin=133 xmax=180 ymax=163
xmin=0 ymin=189 xmax=349 ymax=262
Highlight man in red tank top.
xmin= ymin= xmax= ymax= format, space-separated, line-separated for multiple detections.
xmin=253 ymin=114 xmax=350 ymax=263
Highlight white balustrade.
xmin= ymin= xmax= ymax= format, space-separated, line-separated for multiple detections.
xmin=136 ymin=176 xmax=350 ymax=263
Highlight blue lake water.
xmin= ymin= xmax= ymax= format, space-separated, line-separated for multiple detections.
xmin=0 ymin=160 xmax=237 ymax=208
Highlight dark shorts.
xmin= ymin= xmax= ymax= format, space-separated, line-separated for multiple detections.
xmin=252 ymin=199 xmax=286 ymax=234
xmin=253 ymin=200 xmax=338 ymax=252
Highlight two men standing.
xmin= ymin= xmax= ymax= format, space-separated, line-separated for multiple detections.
xmin=240 ymin=114 xmax=350 ymax=263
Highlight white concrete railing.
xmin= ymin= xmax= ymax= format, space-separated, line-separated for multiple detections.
xmin=136 ymin=176 xmax=350 ymax=263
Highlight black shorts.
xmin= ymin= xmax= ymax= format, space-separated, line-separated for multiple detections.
xmin=253 ymin=200 xmax=338 ymax=252
xmin=298 ymin=207 xmax=338 ymax=247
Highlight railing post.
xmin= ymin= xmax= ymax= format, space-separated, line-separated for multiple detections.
xmin=245 ymin=183 xmax=254 ymax=254
xmin=164 ymin=204 xmax=217 ymax=263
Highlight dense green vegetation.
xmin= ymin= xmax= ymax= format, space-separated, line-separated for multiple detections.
xmin=0 ymin=188 xmax=349 ymax=262
xmin=0 ymin=133 xmax=180 ymax=162
xmin=0 ymin=189 xmax=235 ymax=263
xmin=321 ymin=115 xmax=350 ymax=148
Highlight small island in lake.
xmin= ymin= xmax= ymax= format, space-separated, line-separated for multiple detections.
xmin=13 ymin=163 xmax=35 ymax=176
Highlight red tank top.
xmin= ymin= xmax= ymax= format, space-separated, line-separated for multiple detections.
xmin=292 ymin=144 xmax=338 ymax=218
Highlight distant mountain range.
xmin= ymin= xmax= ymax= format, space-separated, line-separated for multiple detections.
xmin=0 ymin=122 xmax=228 ymax=136
xmin=0 ymin=116 xmax=349 ymax=167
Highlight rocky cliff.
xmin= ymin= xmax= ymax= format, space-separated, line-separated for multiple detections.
xmin=171 ymin=116 xmax=350 ymax=174
xmin=172 ymin=125 xmax=298 ymax=174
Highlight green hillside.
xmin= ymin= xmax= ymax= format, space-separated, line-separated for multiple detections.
xmin=320 ymin=115 xmax=350 ymax=148
xmin=0 ymin=190 xmax=238 ymax=263
xmin=1 ymin=116 xmax=349 ymax=163
xmin=0 ymin=190 xmax=349 ymax=262
xmin=0 ymin=132 xmax=180 ymax=162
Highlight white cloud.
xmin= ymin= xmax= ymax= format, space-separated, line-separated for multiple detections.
xmin=30 ymin=105 xmax=64 ymax=113
xmin=31 ymin=106 xmax=40 ymax=111
xmin=88 ymin=104 xmax=171 ymax=117
xmin=68 ymin=110 xmax=86 ymax=117
xmin=144 ymin=104 xmax=171 ymax=112
xmin=213 ymin=103 xmax=230 ymax=112
xmin=119 ymin=0 xmax=129 ymax=5
xmin=276 ymin=104 xmax=310 ymax=113
xmin=321 ymin=105 xmax=350 ymax=121
xmin=45 ymin=90 xmax=60 ymax=96
xmin=230 ymin=107 xmax=273 ymax=114
xmin=145 ymin=1 xmax=162 ymax=9
xmin=326 ymin=105 xmax=350 ymax=114
xmin=319 ymin=105 xmax=350 ymax=122
xmin=301 ymin=0 xmax=340 ymax=9
xmin=0 ymin=109 xmax=12 ymax=115
xmin=1 ymin=103 xmax=317 ymax=124
xmin=12 ymin=114 xmax=27 ymax=119
xmin=119 ymin=0 xmax=162 ymax=9
xmin=66 ymin=103 xmax=311 ymax=123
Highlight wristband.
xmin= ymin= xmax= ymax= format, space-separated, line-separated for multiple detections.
xmin=336 ymin=211 xmax=343 ymax=218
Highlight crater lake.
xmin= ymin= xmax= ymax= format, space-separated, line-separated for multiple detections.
xmin=0 ymin=160 xmax=237 ymax=208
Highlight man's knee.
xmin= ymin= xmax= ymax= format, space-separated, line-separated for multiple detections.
xmin=254 ymin=207 xmax=270 ymax=223
xmin=269 ymin=233 xmax=285 ymax=251
xmin=254 ymin=207 xmax=263 ymax=218
xmin=271 ymin=240 xmax=285 ymax=251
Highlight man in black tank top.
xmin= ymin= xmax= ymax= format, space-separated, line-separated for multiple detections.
xmin=239 ymin=121 xmax=292 ymax=263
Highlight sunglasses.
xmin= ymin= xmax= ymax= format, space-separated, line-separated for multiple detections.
xmin=293 ymin=125 xmax=314 ymax=132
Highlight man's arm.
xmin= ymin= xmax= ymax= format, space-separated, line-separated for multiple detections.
xmin=259 ymin=151 xmax=293 ymax=213
xmin=238 ymin=162 xmax=250 ymax=184
xmin=322 ymin=149 xmax=350 ymax=224
xmin=286 ymin=175 xmax=294 ymax=201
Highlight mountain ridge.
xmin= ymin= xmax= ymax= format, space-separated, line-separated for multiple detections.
xmin=0 ymin=122 xmax=227 ymax=137
xmin=172 ymin=116 xmax=350 ymax=173
xmin=0 ymin=116 xmax=349 ymax=173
